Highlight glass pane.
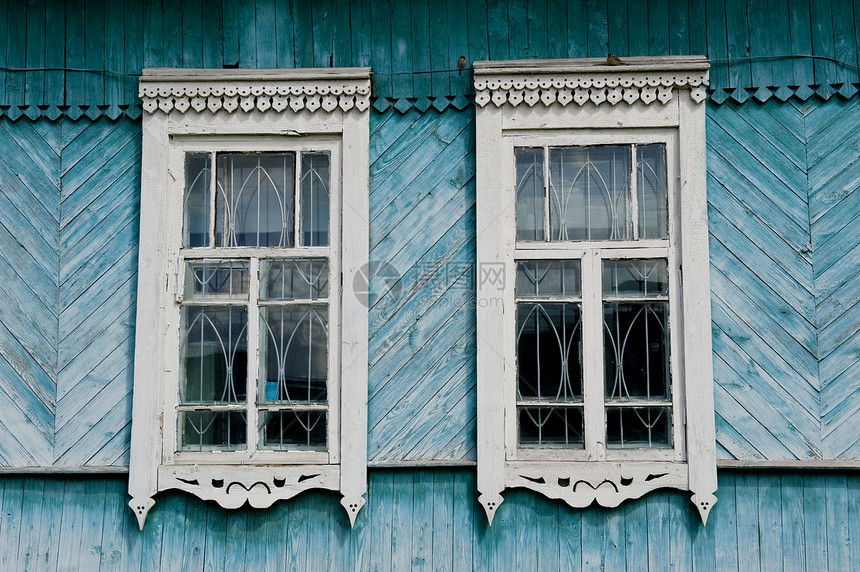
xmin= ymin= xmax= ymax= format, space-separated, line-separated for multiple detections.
xmin=517 ymin=303 xmax=583 ymax=401
xmin=604 ymin=302 xmax=670 ymax=400
xmin=184 ymin=260 xmax=250 ymax=301
xmin=637 ymin=144 xmax=668 ymax=239
xmin=515 ymin=148 xmax=545 ymax=241
xmin=184 ymin=154 xmax=211 ymax=248
xmin=606 ymin=406 xmax=671 ymax=448
xmin=549 ymin=145 xmax=631 ymax=241
xmin=516 ymin=260 xmax=581 ymax=299
xmin=260 ymin=259 xmax=329 ymax=301
xmin=216 ymin=153 xmax=295 ymax=247
xmin=259 ymin=410 xmax=327 ymax=451
xmin=180 ymin=306 xmax=248 ymax=404
xmin=259 ymin=305 xmax=328 ymax=404
xmin=518 ymin=407 xmax=584 ymax=447
xmin=300 ymin=153 xmax=330 ymax=247
xmin=178 ymin=411 xmax=247 ymax=451
xmin=603 ymin=259 xmax=668 ymax=297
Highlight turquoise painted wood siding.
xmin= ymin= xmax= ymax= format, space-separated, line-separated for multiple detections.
xmin=1 ymin=470 xmax=859 ymax=570
xmin=708 ymin=99 xmax=860 ymax=461
xmin=0 ymin=118 xmax=139 ymax=469
xmin=2 ymin=0 xmax=860 ymax=117
xmin=368 ymin=106 xmax=476 ymax=464
xmin=4 ymin=98 xmax=860 ymax=467
xmin=0 ymin=120 xmax=60 ymax=467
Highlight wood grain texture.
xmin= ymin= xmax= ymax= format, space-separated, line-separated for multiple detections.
xmin=0 ymin=118 xmax=138 ymax=470
xmin=2 ymin=470 xmax=860 ymax=570
xmin=367 ymin=107 xmax=477 ymax=464
xmin=806 ymin=97 xmax=860 ymax=460
xmin=709 ymin=98 xmax=860 ymax=462
xmin=3 ymin=0 xmax=860 ymax=112
xmin=55 ymin=118 xmax=140 ymax=468
xmin=0 ymin=120 xmax=60 ymax=468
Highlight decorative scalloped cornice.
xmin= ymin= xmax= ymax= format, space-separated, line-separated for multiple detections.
xmin=473 ymin=56 xmax=710 ymax=108
xmin=7 ymin=84 xmax=860 ymax=122
xmin=138 ymin=68 xmax=372 ymax=115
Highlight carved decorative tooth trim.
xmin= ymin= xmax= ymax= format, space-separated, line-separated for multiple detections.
xmin=473 ymin=59 xmax=710 ymax=108
xmin=340 ymin=495 xmax=367 ymax=527
xmin=139 ymin=70 xmax=372 ymax=115
xmin=478 ymin=491 xmax=505 ymax=525
xmin=691 ymin=490 xmax=719 ymax=525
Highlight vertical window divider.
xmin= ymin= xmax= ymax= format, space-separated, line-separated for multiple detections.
xmin=294 ymin=152 xmax=302 ymax=247
xmin=255 ymin=156 xmax=262 ymax=247
xmin=208 ymin=152 xmax=216 ymax=247
xmin=247 ymin=257 xmax=260 ymax=454
xmin=631 ymin=145 xmax=639 ymax=241
xmin=543 ymin=146 xmax=551 ymax=241
xmin=582 ymin=248 xmax=605 ymax=461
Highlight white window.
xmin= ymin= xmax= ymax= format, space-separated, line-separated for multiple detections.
xmin=474 ymin=57 xmax=717 ymax=524
xmin=128 ymin=69 xmax=370 ymax=529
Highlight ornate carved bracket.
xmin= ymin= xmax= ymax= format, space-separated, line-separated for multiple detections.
xmin=139 ymin=68 xmax=372 ymax=115
xmin=508 ymin=461 xmax=686 ymax=506
xmin=159 ymin=465 xmax=340 ymax=509
xmin=473 ymin=56 xmax=709 ymax=108
xmin=479 ymin=462 xmax=717 ymax=525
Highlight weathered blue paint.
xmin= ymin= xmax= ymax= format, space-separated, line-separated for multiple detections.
xmin=0 ymin=119 xmax=60 ymax=468
xmin=708 ymin=98 xmax=860 ymax=461
xmin=0 ymin=118 xmax=139 ymax=469
xmin=3 ymin=0 xmax=860 ymax=116
xmin=2 ymin=470 xmax=860 ymax=570
xmin=55 ymin=119 xmax=140 ymax=468
xmin=3 ymin=98 xmax=860 ymax=467
xmin=368 ymin=106 xmax=476 ymax=463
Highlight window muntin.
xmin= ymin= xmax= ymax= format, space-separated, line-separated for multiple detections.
xmin=515 ymin=260 xmax=584 ymax=448
xmin=172 ymin=146 xmax=338 ymax=462
xmin=603 ymin=258 xmax=672 ymax=449
xmin=511 ymin=140 xmax=680 ymax=461
xmin=515 ymin=144 xmax=668 ymax=243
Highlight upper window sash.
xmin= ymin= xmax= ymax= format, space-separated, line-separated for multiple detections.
xmin=508 ymin=129 xmax=679 ymax=249
xmin=514 ymin=143 xmax=669 ymax=243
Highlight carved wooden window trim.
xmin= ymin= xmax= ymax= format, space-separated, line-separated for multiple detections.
xmin=129 ymin=68 xmax=370 ymax=529
xmin=474 ymin=57 xmax=717 ymax=524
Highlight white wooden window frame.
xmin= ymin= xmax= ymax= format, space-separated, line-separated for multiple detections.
xmin=474 ymin=57 xmax=717 ymax=525
xmin=165 ymin=137 xmax=342 ymax=468
xmin=129 ymin=69 xmax=371 ymax=529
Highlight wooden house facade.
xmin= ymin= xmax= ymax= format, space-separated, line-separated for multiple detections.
xmin=0 ymin=0 xmax=859 ymax=569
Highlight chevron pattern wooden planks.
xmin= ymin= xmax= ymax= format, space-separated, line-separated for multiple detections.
xmin=807 ymin=98 xmax=860 ymax=460
xmin=55 ymin=119 xmax=140 ymax=468
xmin=367 ymin=107 xmax=477 ymax=464
xmin=3 ymin=99 xmax=860 ymax=468
xmin=0 ymin=119 xmax=60 ymax=467
xmin=0 ymin=118 xmax=139 ymax=468
xmin=709 ymin=99 xmax=860 ymax=461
